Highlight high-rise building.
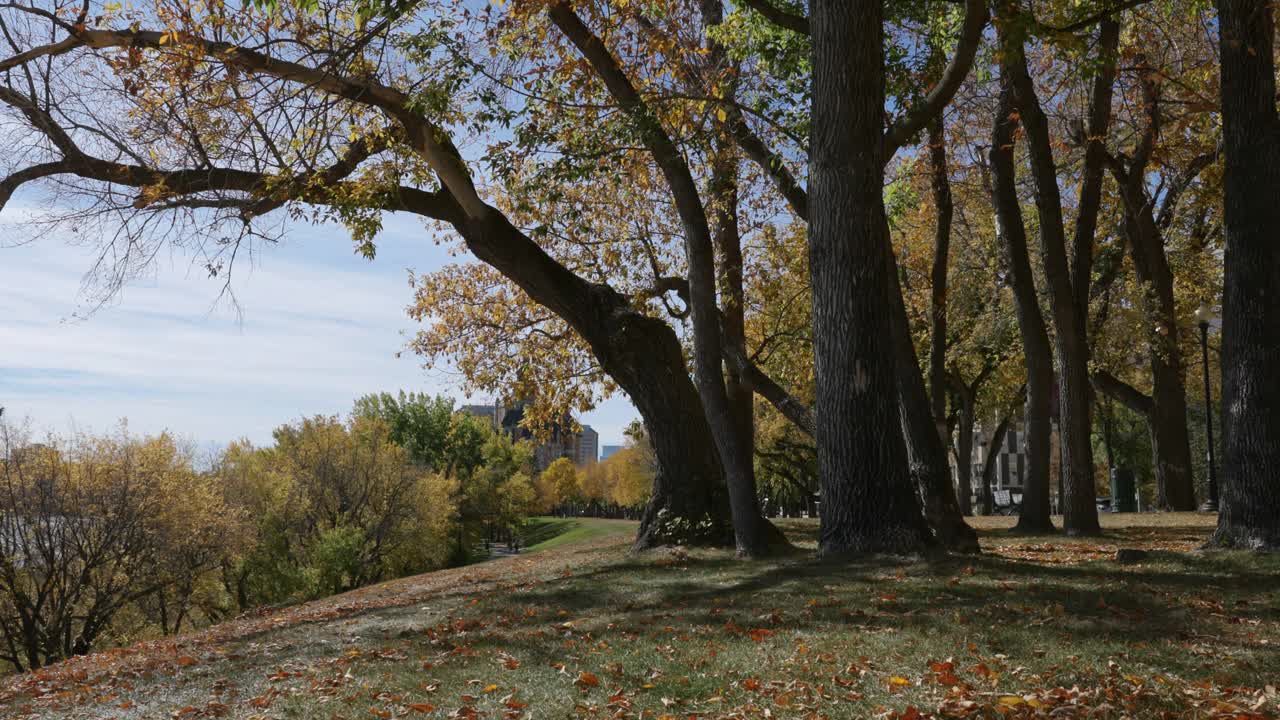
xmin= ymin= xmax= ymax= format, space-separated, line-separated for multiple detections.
xmin=575 ymin=426 xmax=598 ymax=466
xmin=600 ymin=445 xmax=622 ymax=461
xmin=463 ymin=399 xmax=598 ymax=472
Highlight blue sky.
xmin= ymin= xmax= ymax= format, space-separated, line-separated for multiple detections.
xmin=0 ymin=206 xmax=637 ymax=452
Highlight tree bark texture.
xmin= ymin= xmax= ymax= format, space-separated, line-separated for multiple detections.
xmin=927 ymin=114 xmax=953 ymax=441
xmin=1106 ymin=55 xmax=1198 ymax=512
xmin=1210 ymin=0 xmax=1280 ymax=550
xmin=809 ymin=0 xmax=934 ymax=556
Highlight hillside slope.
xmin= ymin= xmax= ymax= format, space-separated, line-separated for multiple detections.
xmin=2 ymin=515 xmax=1277 ymax=719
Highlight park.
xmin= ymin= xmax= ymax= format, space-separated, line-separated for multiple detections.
xmin=2 ymin=0 xmax=1280 ymax=717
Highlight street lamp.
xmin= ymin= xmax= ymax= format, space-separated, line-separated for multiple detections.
xmin=1196 ymin=304 xmax=1219 ymax=512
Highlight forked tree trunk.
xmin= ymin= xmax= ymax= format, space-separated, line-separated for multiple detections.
xmin=989 ymin=78 xmax=1055 ymax=534
xmin=1002 ymin=9 xmax=1099 ymax=535
xmin=809 ymin=0 xmax=933 ymax=556
xmin=702 ymin=0 xmax=773 ymax=555
xmin=1209 ymin=0 xmax=1280 ymax=550
xmin=1108 ymin=60 xmax=1199 ymax=511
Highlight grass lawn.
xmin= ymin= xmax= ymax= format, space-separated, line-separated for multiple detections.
xmin=2 ymin=513 xmax=1277 ymax=719
xmin=519 ymin=517 xmax=636 ymax=553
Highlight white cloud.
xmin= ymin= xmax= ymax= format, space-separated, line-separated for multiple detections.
xmin=1 ymin=213 xmax=637 ymax=448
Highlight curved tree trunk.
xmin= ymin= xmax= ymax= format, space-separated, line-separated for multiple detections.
xmin=456 ymin=208 xmax=734 ymax=550
xmin=809 ymin=0 xmax=933 ymax=556
xmin=550 ymin=2 xmax=766 ymax=555
xmin=1107 ymin=49 xmax=1198 ymax=512
xmin=989 ymin=77 xmax=1055 ymax=535
xmin=702 ymin=0 xmax=773 ymax=555
xmin=1210 ymin=0 xmax=1280 ymax=550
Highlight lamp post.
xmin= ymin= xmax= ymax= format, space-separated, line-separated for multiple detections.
xmin=1196 ymin=304 xmax=1219 ymax=512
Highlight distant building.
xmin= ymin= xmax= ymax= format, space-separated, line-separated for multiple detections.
xmin=575 ymin=426 xmax=598 ymax=466
xmin=465 ymin=399 xmax=598 ymax=472
xmin=600 ymin=445 xmax=622 ymax=461
xmin=459 ymin=402 xmax=507 ymax=429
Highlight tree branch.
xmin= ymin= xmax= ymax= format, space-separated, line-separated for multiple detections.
xmin=1041 ymin=0 xmax=1151 ymax=33
xmin=1091 ymin=370 xmax=1154 ymax=416
xmin=1069 ymin=17 xmax=1120 ymax=321
xmin=736 ymin=0 xmax=809 ymax=35
xmin=726 ymin=106 xmax=809 ymax=220
xmin=39 ymin=26 xmax=488 ymax=219
xmin=883 ymin=0 xmax=987 ymax=159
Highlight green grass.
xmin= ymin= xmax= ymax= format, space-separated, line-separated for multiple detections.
xmin=519 ymin=516 xmax=635 ymax=552
xmin=3 ymin=513 xmax=1278 ymax=719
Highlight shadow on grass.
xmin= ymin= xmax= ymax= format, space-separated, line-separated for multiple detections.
xmin=401 ymin=523 xmax=1280 ymax=688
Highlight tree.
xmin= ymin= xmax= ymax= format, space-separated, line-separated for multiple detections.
xmin=737 ymin=0 xmax=985 ymax=554
xmin=353 ymin=392 xmax=456 ymax=471
xmin=537 ymin=458 xmax=582 ymax=515
xmin=0 ymin=0 xmax=733 ymax=552
xmin=1084 ymin=12 xmax=1222 ymax=512
xmin=993 ymin=2 xmax=1113 ymax=536
xmin=546 ymin=0 xmax=774 ymax=555
xmin=1209 ymin=0 xmax=1280 ymax=550
xmin=0 ymin=422 xmax=237 ymax=670
xmin=807 ymin=1 xmax=929 ymax=555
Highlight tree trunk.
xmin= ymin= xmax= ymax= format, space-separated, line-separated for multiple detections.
xmin=549 ymin=2 xmax=765 ymax=555
xmin=1002 ymin=13 xmax=1099 ymax=535
xmin=988 ymin=76 xmax=1055 ymax=534
xmin=1209 ymin=0 xmax=1280 ymax=550
xmin=982 ymin=415 xmax=1013 ymax=516
xmin=955 ymin=384 xmax=976 ymax=516
xmin=927 ymin=114 xmax=952 ymax=441
xmin=1149 ymin=358 xmax=1196 ymax=510
xmin=702 ymin=0 xmax=771 ymax=555
xmin=889 ymin=250 xmax=979 ymax=551
xmin=1108 ymin=50 xmax=1198 ymax=512
xmin=809 ymin=0 xmax=933 ymax=556
xmin=1130 ymin=208 xmax=1197 ymax=511
xmin=1071 ymin=18 xmax=1120 ymax=322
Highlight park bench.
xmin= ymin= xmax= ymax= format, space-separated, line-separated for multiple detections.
xmin=992 ymin=489 xmax=1020 ymax=516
